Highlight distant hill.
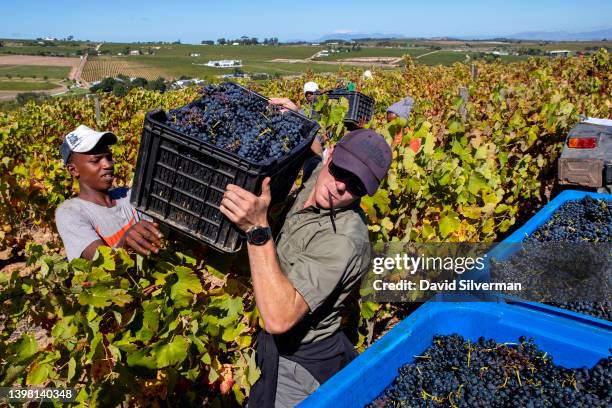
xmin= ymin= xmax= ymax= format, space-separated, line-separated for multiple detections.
xmin=292 ymin=28 xmax=612 ymax=43
xmin=318 ymin=32 xmax=407 ymax=42
xmin=508 ymin=28 xmax=612 ymax=41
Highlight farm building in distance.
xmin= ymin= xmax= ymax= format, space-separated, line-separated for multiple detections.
xmin=172 ymin=79 xmax=205 ymax=89
xmin=548 ymin=50 xmax=573 ymax=57
xmin=189 ymin=53 xmax=201 ymax=57
xmin=205 ymin=59 xmax=242 ymax=67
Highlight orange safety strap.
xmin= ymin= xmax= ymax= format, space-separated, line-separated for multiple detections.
xmin=95 ymin=211 xmax=136 ymax=247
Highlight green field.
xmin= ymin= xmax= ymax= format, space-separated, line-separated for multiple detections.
xmin=3 ymin=39 xmax=607 ymax=84
xmin=100 ymin=43 xmax=323 ymax=59
xmin=317 ymin=47 xmax=429 ymax=61
xmin=55 ymin=87 xmax=89 ymax=98
xmin=525 ymin=41 xmax=610 ymax=51
xmin=92 ymin=44 xmax=333 ymax=79
xmin=0 ymin=65 xmax=70 ymax=78
xmin=414 ymin=51 xmax=531 ymax=66
xmin=0 ymin=80 xmax=59 ymax=91
xmin=0 ymin=39 xmax=94 ymax=56
xmin=122 ymin=56 xmax=348 ymax=77
xmin=355 ymin=39 xmax=611 ymax=52
xmin=415 ymin=51 xmax=471 ymax=65
xmin=0 ymin=45 xmax=88 ymax=56
xmin=495 ymin=55 xmax=531 ymax=63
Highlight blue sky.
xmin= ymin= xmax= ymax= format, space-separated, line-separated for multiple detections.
xmin=2 ymin=0 xmax=611 ymax=43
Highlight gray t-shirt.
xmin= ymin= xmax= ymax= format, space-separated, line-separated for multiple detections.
xmin=55 ymin=188 xmax=145 ymax=260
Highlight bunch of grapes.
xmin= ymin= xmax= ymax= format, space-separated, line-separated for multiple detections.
xmin=368 ymin=334 xmax=611 ymax=408
xmin=495 ymin=196 xmax=611 ymax=320
xmin=527 ymin=196 xmax=611 ymax=321
xmin=526 ymin=196 xmax=612 ymax=243
xmin=166 ymin=83 xmax=305 ymax=163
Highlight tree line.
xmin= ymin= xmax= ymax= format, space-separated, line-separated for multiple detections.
xmin=90 ymin=75 xmax=167 ymax=96
xmin=212 ymin=36 xmax=279 ymax=45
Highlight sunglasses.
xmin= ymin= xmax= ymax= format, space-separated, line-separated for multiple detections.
xmin=328 ymin=162 xmax=367 ymax=196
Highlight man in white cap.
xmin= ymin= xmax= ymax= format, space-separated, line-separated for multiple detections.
xmin=55 ymin=125 xmax=162 ymax=261
xmin=303 ymin=81 xmax=319 ymax=104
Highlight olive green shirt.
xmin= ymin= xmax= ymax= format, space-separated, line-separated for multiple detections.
xmin=275 ymin=160 xmax=371 ymax=345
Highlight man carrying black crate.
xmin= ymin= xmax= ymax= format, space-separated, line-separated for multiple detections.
xmin=220 ymin=127 xmax=392 ymax=407
xmin=55 ymin=125 xmax=163 ymax=261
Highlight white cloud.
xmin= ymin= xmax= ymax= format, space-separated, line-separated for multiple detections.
xmin=332 ymin=29 xmax=354 ymax=34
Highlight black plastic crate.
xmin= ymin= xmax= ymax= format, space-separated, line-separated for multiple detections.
xmin=130 ymin=91 xmax=320 ymax=253
xmin=325 ymin=89 xmax=374 ymax=127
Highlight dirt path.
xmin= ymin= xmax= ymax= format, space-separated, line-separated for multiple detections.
xmin=74 ymin=54 xmax=89 ymax=87
xmin=73 ymin=43 xmax=102 ymax=87
xmin=415 ymin=50 xmax=441 ymax=59
xmin=306 ymin=51 xmax=320 ymax=61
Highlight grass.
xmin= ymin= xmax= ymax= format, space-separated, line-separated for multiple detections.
xmin=525 ymin=41 xmax=611 ymax=51
xmin=0 ymin=45 xmax=87 ymax=56
xmin=317 ymin=47 xmax=429 ymax=61
xmin=112 ymin=44 xmax=406 ymax=79
xmin=496 ymin=55 xmax=531 ymax=63
xmin=0 ymin=81 xmax=60 ymax=91
xmin=84 ymin=48 xmax=531 ymax=82
xmin=100 ymin=44 xmax=323 ymax=59
xmin=93 ymin=44 xmax=344 ymax=79
xmin=54 ymin=87 xmax=90 ymax=98
xmin=241 ymin=61 xmax=346 ymax=74
xmin=416 ymin=51 xmax=472 ymax=65
xmin=0 ymin=65 xmax=70 ymax=79
xmin=6 ymin=40 xmax=604 ymax=83
xmin=414 ymin=51 xmax=531 ymax=65
xmin=135 ymin=57 xmax=348 ymax=75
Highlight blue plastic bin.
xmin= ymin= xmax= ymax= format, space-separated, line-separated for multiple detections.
xmin=300 ymin=190 xmax=612 ymax=407
xmin=299 ymin=301 xmax=612 ymax=408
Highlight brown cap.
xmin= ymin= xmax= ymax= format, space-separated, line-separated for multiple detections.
xmin=331 ymin=129 xmax=392 ymax=196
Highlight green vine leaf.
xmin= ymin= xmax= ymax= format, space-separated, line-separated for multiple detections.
xmin=170 ymin=266 xmax=203 ymax=307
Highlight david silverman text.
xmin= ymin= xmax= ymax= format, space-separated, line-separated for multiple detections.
xmin=372 ymin=280 xmax=523 ymax=291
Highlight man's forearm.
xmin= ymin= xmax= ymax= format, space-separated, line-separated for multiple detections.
xmin=247 ymin=241 xmax=307 ymax=334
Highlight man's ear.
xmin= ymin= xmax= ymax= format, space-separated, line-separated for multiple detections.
xmin=66 ymin=162 xmax=79 ymax=179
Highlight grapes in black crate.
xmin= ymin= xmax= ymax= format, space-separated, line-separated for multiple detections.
xmin=130 ymin=82 xmax=319 ymax=253
xmin=167 ymin=82 xmax=304 ymax=163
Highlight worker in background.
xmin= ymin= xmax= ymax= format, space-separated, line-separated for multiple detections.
xmin=386 ymin=96 xmax=419 ymax=150
xmin=386 ymin=96 xmax=414 ymax=122
xmin=303 ymin=81 xmax=319 ymax=104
